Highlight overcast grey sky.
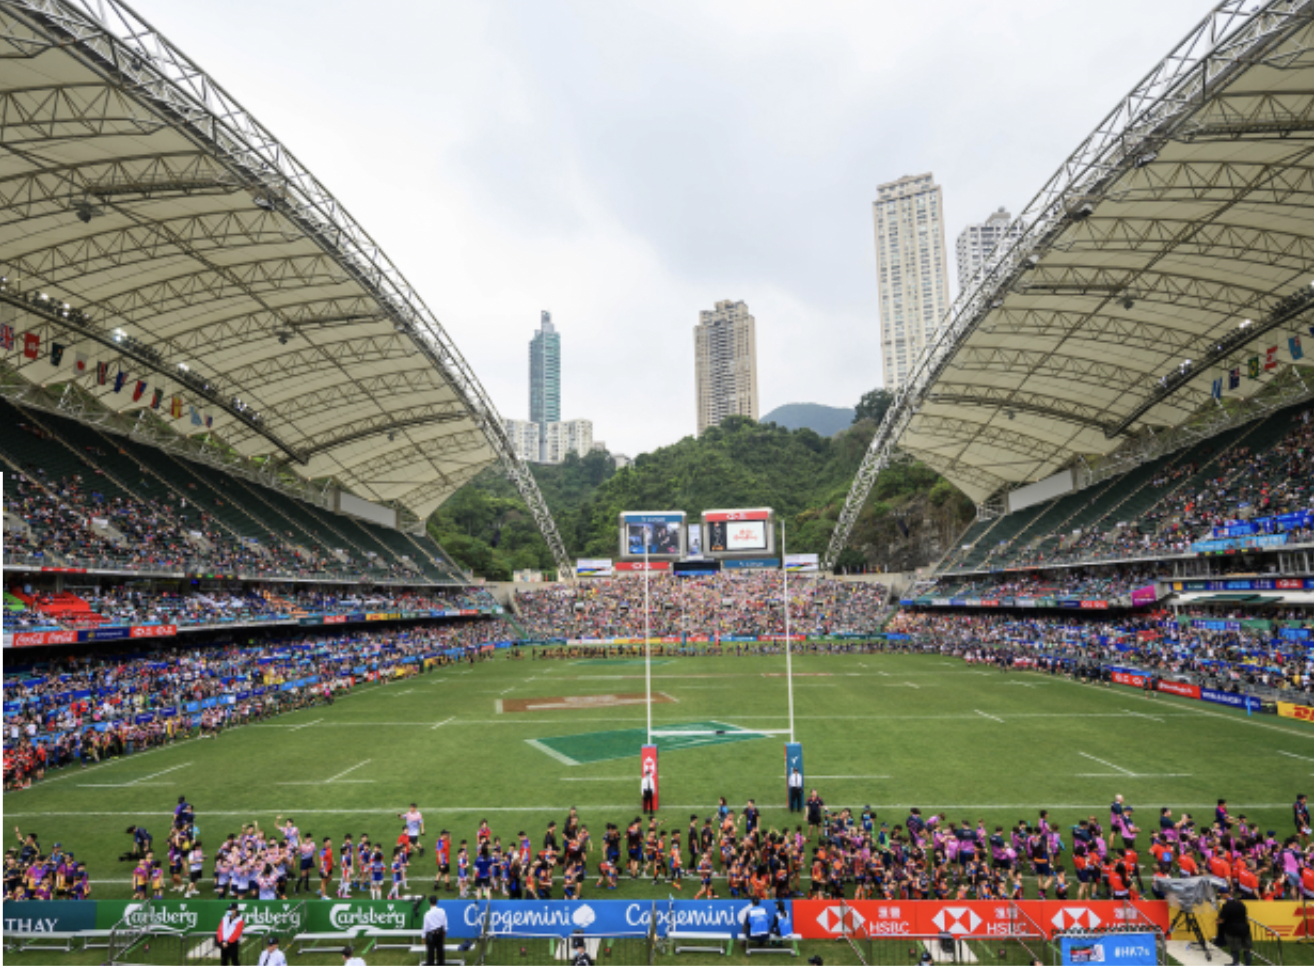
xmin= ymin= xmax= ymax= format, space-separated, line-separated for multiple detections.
xmin=157 ymin=0 xmax=1210 ymax=456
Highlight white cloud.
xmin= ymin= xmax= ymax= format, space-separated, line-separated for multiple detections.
xmin=158 ymin=0 xmax=1208 ymax=454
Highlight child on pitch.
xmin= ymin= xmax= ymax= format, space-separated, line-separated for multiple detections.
xmin=457 ymin=841 xmax=470 ymax=898
xmin=694 ymin=850 xmax=716 ymax=899
xmin=596 ymin=851 xmax=618 ymax=889
xmin=434 ymin=831 xmax=451 ymax=892
xmin=388 ymin=847 xmax=403 ymax=900
xmin=369 ymin=846 xmax=385 ymax=900
xmin=474 ymin=845 xmax=493 ymax=899
xmin=668 ymin=832 xmax=684 ymax=890
xmin=339 ymin=834 xmax=354 ymax=894
xmin=318 ymin=837 xmax=334 ymax=899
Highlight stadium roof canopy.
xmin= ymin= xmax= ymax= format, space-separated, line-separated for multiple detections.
xmin=827 ymin=0 xmax=1314 ymax=567
xmin=0 ymin=0 xmax=569 ymax=569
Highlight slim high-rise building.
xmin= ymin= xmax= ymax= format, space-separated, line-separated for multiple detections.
xmin=873 ymin=173 xmax=952 ymax=390
xmin=528 ymin=311 xmax=561 ymax=461
xmin=694 ymin=299 xmax=759 ymax=435
xmin=529 ymin=311 xmax=561 ymax=429
xmin=956 ymin=207 xmax=1021 ymax=291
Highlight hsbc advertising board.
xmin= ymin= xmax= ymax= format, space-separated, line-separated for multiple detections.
xmin=792 ymin=900 xmax=1169 ymax=940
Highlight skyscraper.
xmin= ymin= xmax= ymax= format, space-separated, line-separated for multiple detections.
xmin=873 ymin=173 xmax=952 ymax=390
xmin=956 ymin=207 xmax=1021 ymax=291
xmin=528 ymin=311 xmax=560 ymax=461
xmin=529 ymin=311 xmax=560 ymax=428
xmin=694 ymin=299 xmax=759 ymax=435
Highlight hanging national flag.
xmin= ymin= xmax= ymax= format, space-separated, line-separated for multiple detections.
xmin=170 ymin=396 xmax=182 ymax=418
xmin=189 ymin=405 xmax=202 ymax=427
xmin=204 ymin=415 xmax=213 ymax=429
xmin=113 ymin=369 xmax=127 ymax=393
xmin=97 ymin=361 xmax=108 ymax=386
xmin=151 ymin=388 xmax=163 ymax=410
xmin=1211 ymin=377 xmax=1222 ymax=400
xmin=1228 ymin=368 xmax=1240 ymax=390
xmin=1292 ymin=335 xmax=1305 ymax=361
xmin=132 ymin=380 xmax=146 ymax=402
xmin=74 ymin=352 xmax=87 ymax=374
xmin=23 ymin=332 xmax=39 ymax=360
xmin=1265 ymin=345 xmax=1278 ymax=370
xmin=0 ymin=323 xmax=13 ymax=351
xmin=1248 ymin=356 xmax=1260 ymax=379
xmin=50 ymin=342 xmax=65 ymax=366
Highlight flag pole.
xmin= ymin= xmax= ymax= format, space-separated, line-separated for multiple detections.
xmin=783 ymin=518 xmax=795 ymax=744
xmin=645 ymin=533 xmax=652 ymax=745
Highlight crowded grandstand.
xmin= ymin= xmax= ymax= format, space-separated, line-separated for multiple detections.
xmin=4 ymin=0 xmax=1314 ymax=963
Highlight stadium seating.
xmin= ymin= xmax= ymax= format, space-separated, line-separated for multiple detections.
xmin=940 ymin=398 xmax=1314 ymax=574
xmin=0 ymin=398 xmax=468 ymax=584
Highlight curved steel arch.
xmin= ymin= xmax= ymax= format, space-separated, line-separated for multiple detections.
xmin=0 ymin=0 xmax=572 ymax=577
xmin=825 ymin=0 xmax=1314 ymax=571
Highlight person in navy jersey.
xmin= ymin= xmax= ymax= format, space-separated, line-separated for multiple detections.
xmin=473 ymin=845 xmax=493 ymax=899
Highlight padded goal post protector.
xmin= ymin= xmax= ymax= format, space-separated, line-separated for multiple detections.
xmin=785 ymin=742 xmax=804 ymax=811
xmin=641 ymin=744 xmax=659 ymax=811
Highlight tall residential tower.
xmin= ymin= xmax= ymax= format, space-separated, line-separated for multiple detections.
xmin=956 ymin=207 xmax=1021 ymax=291
xmin=529 ymin=310 xmax=560 ymax=429
xmin=694 ymin=299 xmax=759 ymax=435
xmin=873 ymin=173 xmax=951 ymax=390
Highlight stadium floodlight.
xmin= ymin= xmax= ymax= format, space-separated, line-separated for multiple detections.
xmin=1134 ymin=151 xmax=1158 ymax=168
xmin=253 ymin=195 xmax=275 ymax=211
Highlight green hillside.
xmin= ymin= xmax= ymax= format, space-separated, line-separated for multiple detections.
xmin=428 ymin=412 xmax=973 ymax=580
xmin=760 ymin=401 xmax=855 ymax=436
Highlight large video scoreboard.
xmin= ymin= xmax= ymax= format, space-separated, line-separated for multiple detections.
xmin=617 ymin=511 xmax=687 ymax=558
xmin=702 ymin=507 xmax=775 ymax=557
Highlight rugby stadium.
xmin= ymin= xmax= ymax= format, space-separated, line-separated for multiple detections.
xmin=3 ymin=1 xmax=1314 ymax=965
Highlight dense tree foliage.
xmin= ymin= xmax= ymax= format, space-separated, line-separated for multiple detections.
xmin=428 ymin=392 xmax=973 ymax=579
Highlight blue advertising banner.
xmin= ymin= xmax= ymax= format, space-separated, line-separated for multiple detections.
xmin=1200 ymin=687 xmax=1263 ymax=713
xmin=442 ymin=899 xmax=779 ymax=938
xmin=721 ymin=558 xmax=780 ymax=570
xmin=1060 ymin=933 xmax=1157 ymax=966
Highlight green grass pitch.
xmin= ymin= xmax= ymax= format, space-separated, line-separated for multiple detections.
xmin=5 ymin=652 xmax=1312 ymax=963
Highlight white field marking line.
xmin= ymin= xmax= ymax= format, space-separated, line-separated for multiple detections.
xmin=1278 ymin=750 xmax=1314 ymax=763
xmin=499 ymin=686 xmax=518 ymax=694
xmin=495 ymin=699 xmax=503 ymax=714
xmin=1001 ymin=682 xmax=1047 ymax=688
xmin=277 ymin=759 xmax=374 ymax=787
xmin=1075 ymin=774 xmax=1193 ymax=778
xmin=974 ymin=710 xmax=1004 ymax=724
xmin=559 ymin=777 xmax=635 ymax=782
xmin=291 ymin=718 xmax=323 ymax=731
xmin=389 ymin=689 xmax=416 ymax=697
xmin=431 ymin=716 xmax=456 ymax=731
xmin=1123 ymin=709 xmax=1163 ymax=723
xmin=17 ymin=801 xmax=1304 ymax=819
xmin=672 ymin=686 xmax=733 ymax=690
xmin=1039 ymin=667 xmax=1314 ymax=740
xmin=79 ymin=761 xmax=193 ymax=789
xmin=1077 ymin=752 xmax=1135 ymax=776
xmin=525 ymin=739 xmax=578 ymax=766
xmin=804 ymin=775 xmax=891 ymax=780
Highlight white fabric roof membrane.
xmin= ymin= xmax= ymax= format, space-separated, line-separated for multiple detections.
xmin=0 ymin=0 xmax=515 ymax=521
xmin=877 ymin=1 xmax=1314 ymax=505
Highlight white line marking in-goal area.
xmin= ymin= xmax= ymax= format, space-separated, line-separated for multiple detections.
xmin=1122 ymin=709 xmax=1163 ymax=723
xmin=1278 ymin=750 xmax=1314 ymax=763
xmin=974 ymin=710 xmax=1004 ymax=724
xmin=388 ymin=689 xmax=416 ymax=698
xmin=291 ymin=718 xmax=323 ymax=731
xmin=431 ymin=716 xmax=456 ymax=731
xmin=560 ymin=777 xmax=634 ymax=782
xmin=526 ymin=740 xmax=578 ymax=767
xmin=1074 ymin=751 xmax=1190 ymax=779
xmin=277 ymin=759 xmax=375 ymax=786
xmin=80 ymin=762 xmax=194 ymax=789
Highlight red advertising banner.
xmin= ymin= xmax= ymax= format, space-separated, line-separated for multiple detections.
xmin=615 ymin=560 xmax=672 ymax=572
xmin=39 ymin=567 xmax=87 ymax=574
xmin=12 ymin=630 xmax=78 ymax=647
xmin=1157 ymin=680 xmax=1202 ymax=700
xmin=324 ymin=615 xmax=349 ymax=625
xmin=702 ymin=509 xmax=771 ymax=522
xmin=129 ymin=624 xmax=178 ymax=639
xmin=792 ymin=900 xmax=1170 ymax=940
xmin=1112 ymin=670 xmax=1148 ymax=688
xmin=640 ymin=744 xmax=659 ymax=812
xmin=1080 ymin=600 xmax=1109 ymax=610
xmin=981 ymin=600 xmax=1000 ymax=607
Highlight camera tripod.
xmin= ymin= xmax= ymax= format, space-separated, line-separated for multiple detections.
xmin=1170 ymin=909 xmax=1211 ymax=962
